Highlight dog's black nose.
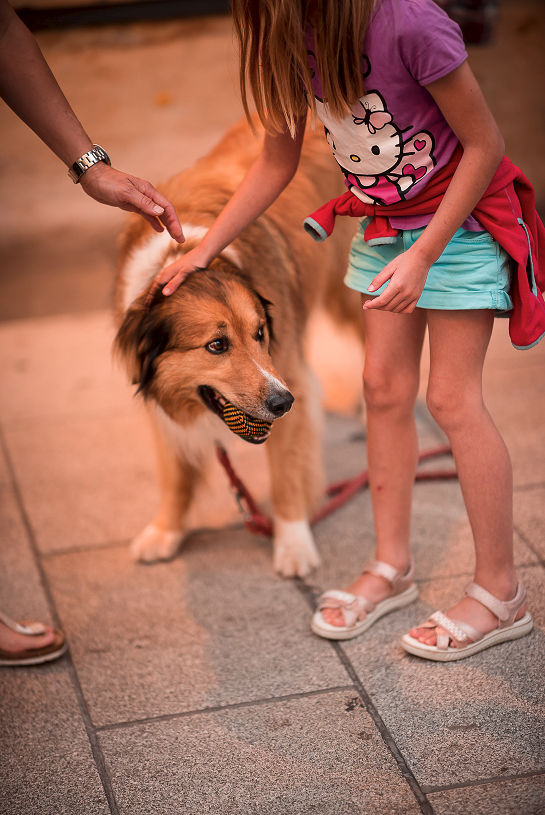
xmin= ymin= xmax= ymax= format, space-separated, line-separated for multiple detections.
xmin=265 ymin=391 xmax=294 ymax=417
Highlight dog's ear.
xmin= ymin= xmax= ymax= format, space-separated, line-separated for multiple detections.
xmin=114 ymin=296 xmax=171 ymax=396
xmin=254 ymin=291 xmax=275 ymax=343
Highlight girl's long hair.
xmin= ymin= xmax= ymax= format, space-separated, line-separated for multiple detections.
xmin=232 ymin=0 xmax=375 ymax=135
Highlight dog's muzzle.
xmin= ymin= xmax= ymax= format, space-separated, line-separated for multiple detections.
xmin=198 ymin=385 xmax=293 ymax=444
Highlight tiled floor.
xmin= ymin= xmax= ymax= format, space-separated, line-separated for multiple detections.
xmin=1 ymin=3 xmax=544 ymax=814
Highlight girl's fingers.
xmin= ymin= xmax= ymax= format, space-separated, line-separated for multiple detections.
xmin=364 ymin=285 xmax=400 ymax=310
xmin=366 ymin=264 xmax=396 ymax=293
xmin=365 ymin=287 xmax=417 ymax=312
xmin=145 ymin=261 xmax=182 ymax=306
xmin=163 ymin=271 xmax=188 ymax=296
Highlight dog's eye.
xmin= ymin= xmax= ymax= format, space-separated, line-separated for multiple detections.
xmin=206 ymin=337 xmax=229 ymax=354
xmin=256 ymin=325 xmax=265 ymax=342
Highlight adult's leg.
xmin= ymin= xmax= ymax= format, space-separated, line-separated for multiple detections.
xmin=411 ymin=309 xmax=523 ymax=645
xmin=323 ymin=301 xmax=427 ymax=626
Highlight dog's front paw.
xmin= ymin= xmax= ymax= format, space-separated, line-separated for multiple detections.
xmin=273 ymin=518 xmax=320 ymax=578
xmin=130 ymin=524 xmax=185 ymax=563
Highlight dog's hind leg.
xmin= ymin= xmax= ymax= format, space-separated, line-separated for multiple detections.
xmin=131 ymin=406 xmax=199 ymax=563
xmin=266 ymin=366 xmax=325 ymax=578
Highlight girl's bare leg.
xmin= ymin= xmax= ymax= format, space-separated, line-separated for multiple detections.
xmin=323 ymin=301 xmax=427 ymax=627
xmin=411 ymin=309 xmax=524 ymax=645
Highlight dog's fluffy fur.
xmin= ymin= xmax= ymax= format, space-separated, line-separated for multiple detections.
xmin=115 ymin=119 xmax=363 ymax=577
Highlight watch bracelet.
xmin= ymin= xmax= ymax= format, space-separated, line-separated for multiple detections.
xmin=68 ymin=144 xmax=111 ymax=183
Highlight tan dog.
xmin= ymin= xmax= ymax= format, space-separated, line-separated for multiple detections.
xmin=114 ymin=119 xmax=363 ymax=577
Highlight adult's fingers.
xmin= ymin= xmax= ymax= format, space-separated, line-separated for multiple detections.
xmin=150 ymin=190 xmax=184 ymax=244
xmin=139 ymin=212 xmax=164 ymax=233
xmin=131 ymin=179 xmax=184 ymax=243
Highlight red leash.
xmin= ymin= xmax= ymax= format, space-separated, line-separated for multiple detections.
xmin=216 ymin=443 xmax=457 ymax=537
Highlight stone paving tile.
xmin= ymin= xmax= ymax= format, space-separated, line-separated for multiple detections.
xmin=3 ymin=410 xmax=158 ymax=554
xmin=339 ymin=564 xmax=545 ymax=789
xmin=482 ymin=366 xmax=545 ymax=489
xmin=98 ymin=689 xmax=421 ymax=815
xmin=514 ymin=485 xmax=545 ymax=564
xmin=427 ymin=774 xmax=545 ymax=815
xmin=0 ymin=481 xmax=51 ymax=622
xmin=44 ymin=538 xmax=350 ymax=728
xmin=0 ymin=311 xmax=130 ymax=424
xmin=0 ymin=448 xmax=110 ymax=815
xmin=0 ymin=665 xmax=110 ymax=815
xmin=2 ymin=407 xmax=276 ymax=555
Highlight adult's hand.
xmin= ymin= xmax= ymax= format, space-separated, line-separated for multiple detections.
xmin=80 ymin=162 xmax=184 ymax=242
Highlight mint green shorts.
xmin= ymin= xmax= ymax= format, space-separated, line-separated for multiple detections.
xmin=345 ymin=220 xmax=513 ymax=313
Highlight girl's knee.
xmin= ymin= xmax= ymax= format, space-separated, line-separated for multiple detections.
xmin=363 ymin=366 xmax=418 ymax=414
xmin=426 ymin=383 xmax=482 ymax=431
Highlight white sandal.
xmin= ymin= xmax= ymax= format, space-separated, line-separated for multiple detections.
xmin=400 ymin=581 xmax=533 ymax=662
xmin=311 ymin=559 xmax=418 ymax=641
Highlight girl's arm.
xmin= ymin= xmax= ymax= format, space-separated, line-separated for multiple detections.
xmin=364 ymin=61 xmax=505 ymax=313
xmin=0 ymin=0 xmax=183 ymax=240
xmin=149 ymin=115 xmax=307 ymax=298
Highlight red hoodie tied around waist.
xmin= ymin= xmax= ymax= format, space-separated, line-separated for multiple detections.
xmin=303 ymin=150 xmax=545 ymax=350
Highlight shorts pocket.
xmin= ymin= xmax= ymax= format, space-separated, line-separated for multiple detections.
xmin=448 ymin=228 xmax=495 ymax=246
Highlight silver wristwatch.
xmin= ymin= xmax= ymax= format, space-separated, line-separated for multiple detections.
xmin=68 ymin=144 xmax=111 ymax=183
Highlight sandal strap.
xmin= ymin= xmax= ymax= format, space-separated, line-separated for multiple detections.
xmin=465 ymin=581 xmax=526 ymax=625
xmin=430 ymin=611 xmax=485 ymax=649
xmin=0 ymin=609 xmax=47 ymax=636
xmin=364 ymin=559 xmax=414 ymax=591
xmin=318 ymin=590 xmax=374 ymax=628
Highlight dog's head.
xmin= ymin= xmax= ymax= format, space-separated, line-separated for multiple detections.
xmin=115 ymin=266 xmax=293 ymax=443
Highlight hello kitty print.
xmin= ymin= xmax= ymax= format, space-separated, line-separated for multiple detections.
xmin=307 ymin=0 xmax=474 ymax=230
xmin=317 ymin=91 xmax=436 ymax=205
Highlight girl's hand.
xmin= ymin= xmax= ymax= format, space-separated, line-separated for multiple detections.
xmin=363 ymin=247 xmax=431 ymax=313
xmin=80 ymin=162 xmax=184 ymax=243
xmin=145 ymin=246 xmax=208 ymax=305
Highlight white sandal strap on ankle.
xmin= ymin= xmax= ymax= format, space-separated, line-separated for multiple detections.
xmin=364 ymin=559 xmax=414 ymax=591
xmin=465 ymin=582 xmax=526 ymax=626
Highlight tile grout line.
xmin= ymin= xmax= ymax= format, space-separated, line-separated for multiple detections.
xmin=94 ymin=685 xmax=356 ymax=733
xmin=422 ymin=767 xmax=545 ymax=794
xmin=514 ymin=523 xmax=545 ymax=571
xmin=295 ymin=579 xmax=435 ymax=815
xmin=0 ymin=427 xmax=121 ymax=815
xmin=514 ymin=480 xmax=545 ymax=492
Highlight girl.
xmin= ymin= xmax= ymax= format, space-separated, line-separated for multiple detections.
xmin=149 ymin=0 xmax=540 ymax=661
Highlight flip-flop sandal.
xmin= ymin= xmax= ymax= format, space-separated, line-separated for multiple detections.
xmin=311 ymin=559 xmax=418 ymax=641
xmin=400 ymin=581 xmax=533 ymax=662
xmin=0 ymin=610 xmax=67 ymax=666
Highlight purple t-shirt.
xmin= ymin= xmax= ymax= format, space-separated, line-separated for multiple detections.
xmin=309 ymin=0 xmax=481 ymax=230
